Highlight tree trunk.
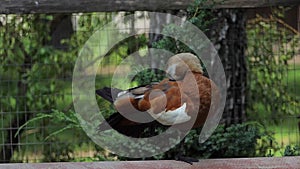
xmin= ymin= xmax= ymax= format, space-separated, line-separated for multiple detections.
xmin=50 ymin=14 xmax=74 ymax=50
xmin=208 ymin=9 xmax=247 ymax=125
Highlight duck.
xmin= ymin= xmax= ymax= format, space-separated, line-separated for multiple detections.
xmin=96 ymin=53 xmax=219 ymax=163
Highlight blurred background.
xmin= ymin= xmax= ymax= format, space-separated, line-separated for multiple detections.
xmin=0 ymin=0 xmax=299 ymax=163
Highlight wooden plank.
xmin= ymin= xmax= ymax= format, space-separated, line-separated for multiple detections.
xmin=0 ymin=157 xmax=299 ymax=169
xmin=0 ymin=0 xmax=300 ymax=14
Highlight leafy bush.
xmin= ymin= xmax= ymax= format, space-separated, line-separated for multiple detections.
xmin=152 ymin=0 xmax=214 ymax=54
xmin=162 ymin=122 xmax=277 ymax=159
xmin=246 ymin=8 xmax=300 ymax=122
xmin=0 ymin=14 xmax=77 ymax=162
xmin=130 ymin=67 xmax=166 ymax=86
xmin=283 ymin=145 xmax=299 ymax=156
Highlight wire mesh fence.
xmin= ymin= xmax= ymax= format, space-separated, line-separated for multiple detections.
xmin=0 ymin=7 xmax=299 ymax=163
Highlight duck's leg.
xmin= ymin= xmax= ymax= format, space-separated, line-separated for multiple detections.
xmin=174 ymin=138 xmax=199 ymax=165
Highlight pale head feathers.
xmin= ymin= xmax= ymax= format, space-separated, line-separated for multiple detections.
xmin=166 ymin=53 xmax=203 ymax=80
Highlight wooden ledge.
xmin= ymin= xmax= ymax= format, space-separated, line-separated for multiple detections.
xmin=0 ymin=157 xmax=300 ymax=169
xmin=0 ymin=0 xmax=300 ymax=14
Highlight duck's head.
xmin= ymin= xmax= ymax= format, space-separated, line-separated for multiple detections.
xmin=165 ymin=53 xmax=203 ymax=81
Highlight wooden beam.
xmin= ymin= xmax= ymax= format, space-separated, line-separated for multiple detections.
xmin=218 ymin=0 xmax=300 ymax=8
xmin=0 ymin=157 xmax=299 ymax=168
xmin=0 ymin=0 xmax=299 ymax=14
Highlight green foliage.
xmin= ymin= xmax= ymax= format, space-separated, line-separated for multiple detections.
xmin=152 ymin=0 xmax=214 ymax=76
xmin=163 ymin=122 xmax=277 ymax=159
xmin=0 ymin=14 xmax=72 ymax=162
xmin=152 ymin=24 xmax=193 ymax=54
xmin=42 ymin=140 xmax=76 ymax=162
xmin=283 ymin=145 xmax=299 ymax=156
xmin=246 ymin=8 xmax=300 ymax=123
xmin=15 ymin=110 xmax=82 ymax=141
xmin=130 ymin=67 xmax=165 ymax=86
xmin=14 ymin=109 xmax=87 ymax=162
xmin=187 ymin=0 xmax=216 ymax=32
xmin=153 ymin=0 xmax=214 ymax=53
xmin=14 ymin=108 xmax=114 ymax=162
xmin=0 ymin=13 xmax=114 ymax=162
xmin=0 ymin=14 xmax=76 ymax=113
xmin=149 ymin=0 xmax=278 ymax=160
xmin=5 ymin=2 xmax=298 ymax=162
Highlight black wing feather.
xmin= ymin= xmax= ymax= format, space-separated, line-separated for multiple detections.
xmin=96 ymin=87 xmax=166 ymax=138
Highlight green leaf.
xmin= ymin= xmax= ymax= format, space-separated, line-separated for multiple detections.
xmin=14 ymin=114 xmax=52 ymax=138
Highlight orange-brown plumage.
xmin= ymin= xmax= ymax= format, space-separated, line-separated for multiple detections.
xmin=97 ymin=53 xmax=218 ymax=133
xmin=95 ymin=53 xmax=219 ymax=164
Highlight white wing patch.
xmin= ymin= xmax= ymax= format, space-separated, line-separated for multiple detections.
xmin=117 ymin=91 xmax=128 ymax=97
xmin=134 ymin=94 xmax=145 ymax=99
xmin=117 ymin=91 xmax=144 ymax=99
xmin=148 ymin=103 xmax=190 ymax=125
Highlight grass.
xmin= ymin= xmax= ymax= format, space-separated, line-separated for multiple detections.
xmin=287 ymin=64 xmax=300 ymax=97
